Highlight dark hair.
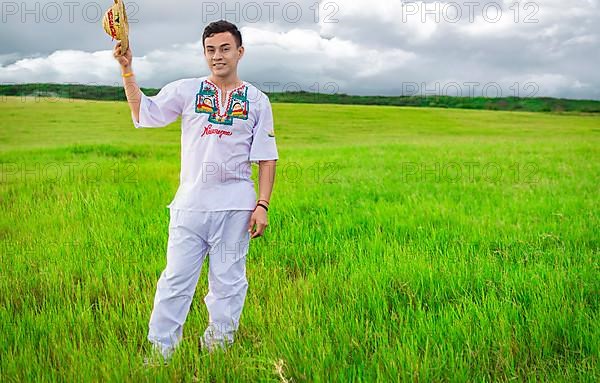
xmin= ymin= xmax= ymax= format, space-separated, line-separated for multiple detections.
xmin=202 ymin=20 xmax=242 ymax=48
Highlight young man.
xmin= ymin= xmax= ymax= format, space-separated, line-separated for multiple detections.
xmin=113 ymin=20 xmax=278 ymax=361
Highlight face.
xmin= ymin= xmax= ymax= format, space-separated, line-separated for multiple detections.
xmin=204 ymin=31 xmax=244 ymax=80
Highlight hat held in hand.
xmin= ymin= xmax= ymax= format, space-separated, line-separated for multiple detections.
xmin=103 ymin=0 xmax=129 ymax=55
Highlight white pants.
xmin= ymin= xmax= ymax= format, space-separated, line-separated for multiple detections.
xmin=148 ymin=208 xmax=253 ymax=357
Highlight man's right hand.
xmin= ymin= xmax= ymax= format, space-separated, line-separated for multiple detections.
xmin=113 ymin=41 xmax=132 ymax=69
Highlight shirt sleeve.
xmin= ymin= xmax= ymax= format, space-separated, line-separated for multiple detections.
xmin=249 ymin=94 xmax=279 ymax=164
xmin=132 ymin=79 xmax=185 ymax=128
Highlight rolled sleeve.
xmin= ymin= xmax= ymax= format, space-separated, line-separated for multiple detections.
xmin=249 ymin=95 xmax=279 ymax=164
xmin=131 ymin=79 xmax=185 ymax=129
xmin=131 ymin=93 xmax=149 ymax=128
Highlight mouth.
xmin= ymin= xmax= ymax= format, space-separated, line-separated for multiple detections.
xmin=213 ymin=63 xmax=226 ymax=68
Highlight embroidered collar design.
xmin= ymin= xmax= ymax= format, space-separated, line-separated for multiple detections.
xmin=195 ymin=80 xmax=249 ymax=126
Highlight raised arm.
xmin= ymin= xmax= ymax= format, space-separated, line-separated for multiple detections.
xmin=113 ymin=42 xmax=183 ymax=128
xmin=113 ymin=42 xmax=142 ymax=123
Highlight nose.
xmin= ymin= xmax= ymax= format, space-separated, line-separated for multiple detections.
xmin=212 ymin=50 xmax=223 ymax=60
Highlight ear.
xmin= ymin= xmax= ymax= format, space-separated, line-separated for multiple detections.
xmin=238 ymin=46 xmax=245 ymax=59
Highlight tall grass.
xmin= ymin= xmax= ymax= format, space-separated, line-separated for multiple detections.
xmin=0 ymin=97 xmax=598 ymax=381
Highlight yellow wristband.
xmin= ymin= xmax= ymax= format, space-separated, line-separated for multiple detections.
xmin=122 ymin=72 xmax=134 ymax=78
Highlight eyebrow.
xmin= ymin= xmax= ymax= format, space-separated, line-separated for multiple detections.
xmin=205 ymin=43 xmax=232 ymax=49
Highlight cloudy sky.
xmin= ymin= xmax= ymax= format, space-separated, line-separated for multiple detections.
xmin=1 ymin=0 xmax=599 ymax=99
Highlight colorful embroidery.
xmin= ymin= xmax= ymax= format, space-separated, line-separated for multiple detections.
xmin=195 ymin=80 xmax=249 ymax=126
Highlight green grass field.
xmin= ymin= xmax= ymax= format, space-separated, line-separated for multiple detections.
xmin=0 ymin=96 xmax=598 ymax=381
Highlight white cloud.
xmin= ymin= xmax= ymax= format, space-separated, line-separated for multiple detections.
xmin=242 ymin=26 xmax=416 ymax=79
xmin=0 ymin=50 xmax=117 ymax=85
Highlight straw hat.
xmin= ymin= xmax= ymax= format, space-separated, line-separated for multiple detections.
xmin=102 ymin=0 xmax=129 ymax=55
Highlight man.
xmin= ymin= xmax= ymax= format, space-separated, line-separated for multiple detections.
xmin=112 ymin=20 xmax=278 ymax=361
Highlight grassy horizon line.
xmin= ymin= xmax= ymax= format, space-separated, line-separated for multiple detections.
xmin=2 ymin=82 xmax=600 ymax=114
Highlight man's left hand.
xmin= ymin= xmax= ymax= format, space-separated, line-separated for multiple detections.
xmin=248 ymin=206 xmax=268 ymax=239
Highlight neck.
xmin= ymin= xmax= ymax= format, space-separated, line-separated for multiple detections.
xmin=208 ymin=74 xmax=242 ymax=89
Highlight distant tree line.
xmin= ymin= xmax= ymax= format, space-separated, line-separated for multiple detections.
xmin=1 ymin=83 xmax=599 ymax=113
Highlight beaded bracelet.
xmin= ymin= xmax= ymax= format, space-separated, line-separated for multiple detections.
xmin=255 ymin=203 xmax=268 ymax=212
